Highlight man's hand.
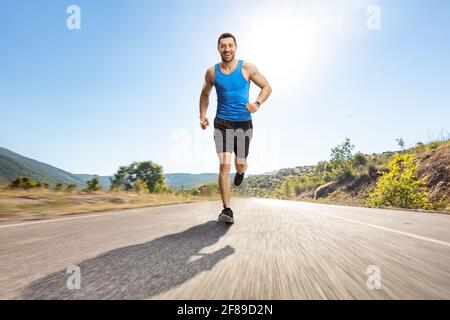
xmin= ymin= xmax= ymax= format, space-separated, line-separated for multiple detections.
xmin=246 ymin=102 xmax=259 ymax=113
xmin=200 ymin=116 xmax=209 ymax=130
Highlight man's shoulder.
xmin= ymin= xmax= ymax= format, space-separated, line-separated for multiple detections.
xmin=242 ymin=61 xmax=259 ymax=77
xmin=242 ymin=61 xmax=258 ymax=80
xmin=242 ymin=60 xmax=255 ymax=69
xmin=204 ymin=66 xmax=216 ymax=83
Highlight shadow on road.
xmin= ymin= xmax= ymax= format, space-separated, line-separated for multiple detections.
xmin=22 ymin=220 xmax=234 ymax=299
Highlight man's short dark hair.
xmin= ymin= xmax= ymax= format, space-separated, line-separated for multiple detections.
xmin=218 ymin=33 xmax=237 ymax=48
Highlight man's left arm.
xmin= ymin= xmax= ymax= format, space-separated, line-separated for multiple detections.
xmin=246 ymin=63 xmax=272 ymax=113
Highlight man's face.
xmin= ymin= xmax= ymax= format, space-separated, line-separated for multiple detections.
xmin=218 ymin=37 xmax=236 ymax=62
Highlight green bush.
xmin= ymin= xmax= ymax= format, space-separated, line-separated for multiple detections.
xmin=429 ymin=141 xmax=439 ymax=150
xmin=332 ymin=164 xmax=354 ymax=183
xmin=279 ymin=174 xmax=324 ymax=196
xmin=414 ymin=141 xmax=426 ymax=153
xmin=366 ymin=153 xmax=433 ymax=210
xmin=352 ymin=152 xmax=368 ymax=167
xmin=199 ymin=183 xmax=218 ymax=196
xmin=187 ymin=183 xmax=218 ymax=197
xmin=313 ymin=161 xmax=334 ymax=182
xmin=54 ymin=183 xmax=64 ymax=191
xmin=84 ymin=175 xmax=101 ymax=192
xmin=9 ymin=177 xmax=46 ymax=189
xmin=66 ymin=183 xmax=77 ymax=192
xmin=279 ymin=178 xmax=296 ymax=196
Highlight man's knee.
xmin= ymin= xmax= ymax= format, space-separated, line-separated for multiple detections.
xmin=219 ymin=164 xmax=231 ymax=175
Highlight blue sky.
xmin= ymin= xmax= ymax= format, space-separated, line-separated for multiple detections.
xmin=1 ymin=0 xmax=449 ymax=175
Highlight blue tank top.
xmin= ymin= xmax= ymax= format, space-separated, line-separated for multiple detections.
xmin=214 ymin=59 xmax=251 ymax=122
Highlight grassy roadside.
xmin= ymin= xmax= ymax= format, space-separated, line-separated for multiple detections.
xmin=0 ymin=189 xmax=220 ymax=222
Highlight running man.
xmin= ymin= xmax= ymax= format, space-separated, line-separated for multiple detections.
xmin=199 ymin=33 xmax=272 ymax=224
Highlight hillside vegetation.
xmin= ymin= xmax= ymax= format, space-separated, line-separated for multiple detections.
xmin=237 ymin=137 xmax=450 ymax=213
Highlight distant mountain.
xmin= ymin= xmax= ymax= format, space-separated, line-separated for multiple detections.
xmin=165 ymin=173 xmax=218 ymax=189
xmin=73 ymin=173 xmax=219 ymax=191
xmin=0 ymin=147 xmax=112 ymax=189
xmin=0 ymin=147 xmax=84 ymax=187
xmin=75 ymin=173 xmax=221 ymax=190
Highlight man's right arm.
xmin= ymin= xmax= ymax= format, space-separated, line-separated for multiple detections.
xmin=199 ymin=67 xmax=214 ymax=130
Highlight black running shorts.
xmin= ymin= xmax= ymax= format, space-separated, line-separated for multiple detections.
xmin=214 ymin=117 xmax=253 ymax=158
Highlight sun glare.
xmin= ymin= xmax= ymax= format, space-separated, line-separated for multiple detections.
xmin=236 ymin=1 xmax=364 ymax=93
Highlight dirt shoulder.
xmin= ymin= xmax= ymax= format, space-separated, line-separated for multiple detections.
xmin=0 ymin=190 xmax=219 ymax=223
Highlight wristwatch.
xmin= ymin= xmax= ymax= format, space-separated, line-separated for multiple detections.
xmin=255 ymin=101 xmax=261 ymax=108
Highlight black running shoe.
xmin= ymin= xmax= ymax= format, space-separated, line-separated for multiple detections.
xmin=234 ymin=172 xmax=245 ymax=186
xmin=218 ymin=207 xmax=234 ymax=224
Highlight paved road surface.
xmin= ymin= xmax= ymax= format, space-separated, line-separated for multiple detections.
xmin=0 ymin=198 xmax=449 ymax=299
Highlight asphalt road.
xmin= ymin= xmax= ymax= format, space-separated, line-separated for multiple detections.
xmin=0 ymin=198 xmax=449 ymax=299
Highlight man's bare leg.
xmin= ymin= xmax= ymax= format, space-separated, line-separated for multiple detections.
xmin=218 ymin=152 xmax=232 ymax=208
xmin=233 ymin=156 xmax=248 ymax=186
xmin=235 ymin=156 xmax=248 ymax=174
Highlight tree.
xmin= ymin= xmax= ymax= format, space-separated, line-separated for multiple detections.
xmin=396 ymin=138 xmax=405 ymax=150
xmin=110 ymin=166 xmax=132 ymax=191
xmin=330 ymin=138 xmax=355 ymax=182
xmin=84 ymin=175 xmax=101 ymax=192
xmin=331 ymin=138 xmax=355 ymax=163
xmin=110 ymin=161 xmax=166 ymax=193
xmin=134 ymin=161 xmax=166 ymax=193
xmin=366 ymin=153 xmax=432 ymax=209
